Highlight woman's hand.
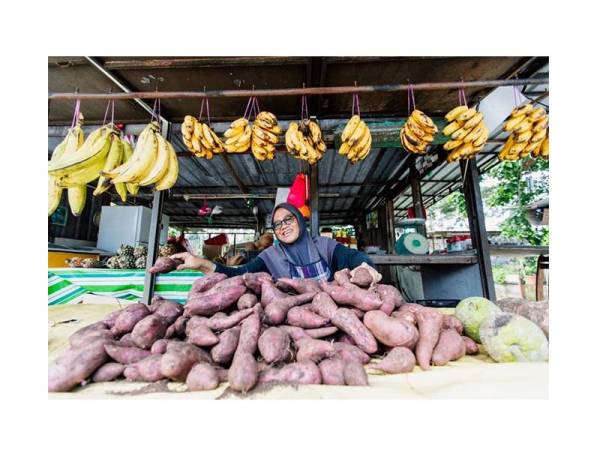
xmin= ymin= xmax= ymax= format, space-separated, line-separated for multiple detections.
xmin=170 ymin=252 xmax=216 ymax=273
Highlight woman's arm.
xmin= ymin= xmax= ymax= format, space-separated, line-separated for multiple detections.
xmin=213 ymin=257 xmax=268 ymax=277
xmin=330 ymin=244 xmax=375 ymax=272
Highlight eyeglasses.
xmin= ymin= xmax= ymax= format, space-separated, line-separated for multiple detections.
xmin=273 ymin=215 xmax=295 ymax=231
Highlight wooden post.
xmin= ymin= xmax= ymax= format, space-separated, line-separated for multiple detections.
xmin=460 ymin=159 xmax=496 ymax=301
xmin=309 ymin=164 xmax=319 ymax=237
xmin=409 ymin=159 xmax=427 ymax=236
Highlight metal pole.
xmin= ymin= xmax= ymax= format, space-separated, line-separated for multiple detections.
xmin=460 ymin=159 xmax=496 ymax=301
xmin=309 ymin=164 xmax=319 ymax=237
xmin=142 ymin=123 xmax=170 ymax=305
xmin=48 ymin=77 xmax=548 ymax=101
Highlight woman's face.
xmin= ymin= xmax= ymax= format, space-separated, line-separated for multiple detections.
xmin=273 ymin=208 xmax=300 ymax=244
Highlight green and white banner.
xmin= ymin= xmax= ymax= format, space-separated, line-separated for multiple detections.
xmin=48 ymin=269 xmax=204 ymax=305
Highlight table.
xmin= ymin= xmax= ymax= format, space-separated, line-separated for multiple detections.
xmin=48 ymin=269 xmax=204 ymax=305
xmin=48 ymin=304 xmax=548 ymax=399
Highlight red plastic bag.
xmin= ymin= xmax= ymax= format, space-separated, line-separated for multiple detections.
xmin=287 ymin=173 xmax=308 ymax=209
xmin=204 ymin=233 xmax=228 ymax=246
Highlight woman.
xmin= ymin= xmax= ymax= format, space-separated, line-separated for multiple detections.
xmin=171 ymin=203 xmax=374 ymax=281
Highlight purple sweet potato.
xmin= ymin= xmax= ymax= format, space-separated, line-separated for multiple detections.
xmin=370 ymin=347 xmax=416 ymax=374
xmin=332 ymin=342 xmax=370 ymax=364
xmin=131 ymin=314 xmax=169 ymax=349
xmin=185 ymin=315 xmax=209 ymax=334
xmin=286 ymin=305 xmax=329 ymax=328
xmin=276 ymin=277 xmax=321 ymax=295
xmin=349 ymin=267 xmax=373 ymax=288
xmin=442 ymin=314 xmax=464 ymax=335
xmin=295 ymin=337 xmax=336 ymax=363
xmin=350 ymin=308 xmax=365 ymax=319
xmin=264 ymin=292 xmax=316 ymax=325
xmin=462 ymin=336 xmax=479 ymax=355
xmin=415 ymin=307 xmax=444 ymax=370
xmin=331 ymin=308 xmax=378 ymax=354
xmin=48 ymin=340 xmax=108 ymax=392
xmin=391 ymin=310 xmax=416 ymax=325
xmin=104 ymin=342 xmax=151 ymax=364
xmin=150 ymin=339 xmax=170 ymax=355
xmin=279 ymin=325 xmax=311 ymax=342
xmin=186 ymin=363 xmax=220 ymax=391
xmin=375 ymin=284 xmax=405 ymax=309
xmin=318 ymin=358 xmax=346 ymax=385
xmin=207 ymin=306 xmax=256 ymax=331
xmin=400 ymin=303 xmax=425 ymax=315
xmin=211 ymin=326 xmax=241 ymax=364
xmin=258 ymin=327 xmax=291 ymax=364
xmin=305 ymin=326 xmax=338 ymax=339
xmin=311 ymin=292 xmax=339 ymax=320
xmin=216 ymin=368 xmax=229 ymax=383
xmin=260 ymin=280 xmax=289 ymax=307
xmin=237 ymin=292 xmax=259 ymax=310
xmin=153 ymin=300 xmax=184 ymax=325
xmin=119 ymin=332 xmax=134 ymax=345
xmin=172 ymin=316 xmax=189 ymax=336
xmin=333 ymin=269 xmax=352 ymax=285
xmin=161 ymin=342 xmax=209 ymax=381
xmin=432 ymin=329 xmax=466 ymax=366
xmin=228 ymin=352 xmax=258 ymax=392
xmin=148 ymin=256 xmax=183 ymax=274
xmin=186 ymin=323 xmax=219 ymax=347
xmin=166 ymin=341 xmax=212 ymax=363
xmin=243 ymin=272 xmax=273 ymax=294
xmin=320 ymin=281 xmax=382 ymax=311
xmin=148 ymin=295 xmax=166 ymax=313
xmin=102 ymin=309 xmax=123 ymax=329
xmin=124 ymin=354 xmax=164 ymax=382
xmin=210 ymin=275 xmax=246 ymax=291
xmin=111 ymin=303 xmax=150 ymax=336
xmin=258 ymin=361 xmax=322 ymax=385
xmin=92 ymin=362 xmax=125 ymax=382
xmin=343 ymin=361 xmax=369 ymax=386
xmin=237 ymin=312 xmax=261 ymax=354
xmin=190 ymin=273 xmax=228 ymax=294
xmin=69 ymin=322 xmax=113 ymax=348
xmin=349 ymin=263 xmax=382 ymax=286
xmin=337 ymin=333 xmax=357 ymax=346
xmin=185 ymin=284 xmax=247 ymax=316
xmin=364 ymin=310 xmax=419 ymax=348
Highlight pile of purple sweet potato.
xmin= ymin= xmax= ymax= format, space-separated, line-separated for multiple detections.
xmin=48 ymin=263 xmax=478 ymax=393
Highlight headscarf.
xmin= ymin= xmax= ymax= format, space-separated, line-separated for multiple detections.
xmin=270 ymin=203 xmax=322 ymax=266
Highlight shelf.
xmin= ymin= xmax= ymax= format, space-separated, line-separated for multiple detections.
xmin=489 ymin=245 xmax=549 ymax=257
xmin=370 ymin=252 xmax=477 ymax=265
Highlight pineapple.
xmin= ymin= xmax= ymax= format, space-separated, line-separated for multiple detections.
xmin=81 ymin=258 xmax=103 ymax=268
xmin=135 ymin=256 xmax=147 ymax=269
xmin=118 ymin=254 xmax=136 ymax=269
xmin=159 ymin=243 xmax=178 ymax=257
xmin=134 ymin=245 xmax=148 ymax=259
xmin=118 ymin=244 xmax=134 ymax=258
xmin=106 ymin=256 xmax=121 ymax=269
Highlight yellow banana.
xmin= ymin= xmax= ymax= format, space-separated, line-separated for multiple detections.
xmin=230 ymin=118 xmax=249 ymax=129
xmin=410 ymin=110 xmax=438 ymax=133
xmin=443 ymin=139 xmax=463 ymax=151
xmin=285 ymin=122 xmax=299 ymax=155
xmin=317 ymin=140 xmax=327 ymax=153
xmin=338 ymin=142 xmax=351 ymax=155
xmin=463 ymin=121 xmax=486 ymax=144
xmin=48 ymin=176 xmax=63 ymax=216
xmin=455 ymin=108 xmax=477 ymax=122
xmin=528 ymin=107 xmax=546 ymax=121
xmin=443 ymin=121 xmax=463 ymax=136
xmin=462 ymin=112 xmax=484 ymax=130
xmin=503 ymin=114 xmax=526 ymax=132
xmin=111 ymin=123 xmax=159 ymax=183
xmin=126 ymin=183 xmax=139 ymax=196
xmin=515 ymin=130 xmax=533 ymax=144
xmin=513 ymin=119 xmax=533 ymax=134
xmin=348 ymin=121 xmax=367 ymax=146
xmin=510 ymin=103 xmax=534 ymax=118
xmin=224 ymin=126 xmax=245 ymax=139
xmin=193 ymin=122 xmax=203 ymax=139
xmin=472 ymin=124 xmax=489 ymax=147
xmin=67 ymin=185 xmax=87 ymax=216
xmin=251 ymin=142 xmax=268 ymax=161
xmin=451 ymin=125 xmax=472 ymax=141
xmin=48 ymin=127 xmax=111 ymax=177
xmin=308 ymin=121 xmax=322 ymax=144
xmin=155 ymin=142 xmax=179 ymax=191
xmin=445 ymin=105 xmax=469 ymax=122
xmin=93 ymin=135 xmax=123 ymax=196
xmin=533 ymin=117 xmax=549 ymax=132
xmin=541 ymin=135 xmax=549 ymax=157
xmin=139 ymin=134 xmax=170 ymax=186
xmin=341 ymin=115 xmax=361 ymax=142
xmin=403 ymin=123 xmax=426 ymax=147
xmin=253 ymin=126 xmax=279 ymax=144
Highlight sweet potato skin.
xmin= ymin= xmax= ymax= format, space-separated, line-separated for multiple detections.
xmin=363 ymin=310 xmax=419 ymax=348
xmin=124 ymin=355 xmax=164 ymax=382
xmin=442 ymin=314 xmax=464 ymax=335
xmin=432 ymin=329 xmax=466 ymax=366
xmin=102 ymin=309 xmax=122 ymax=329
xmin=331 ymin=308 xmax=378 ymax=354
xmin=186 ymin=323 xmax=219 ymax=347
xmin=228 ymin=352 xmax=258 ymax=392
xmin=191 ymin=273 xmax=228 ymax=294
xmin=104 ymin=342 xmax=151 ymax=364
xmin=305 ymin=326 xmax=338 ymax=339
xmin=286 ymin=305 xmax=329 ymax=328
xmin=237 ymin=293 xmax=259 ymax=310
xmin=131 ymin=314 xmax=169 ymax=349
xmin=148 ymin=257 xmax=183 ymax=274
xmin=349 ymin=267 xmax=373 ymax=288
xmin=92 ymin=362 xmax=125 ymax=382
xmin=243 ymin=272 xmax=273 ymax=294
xmin=462 ymin=336 xmax=479 ymax=355
xmin=332 ymin=342 xmax=370 ymax=364
xmin=69 ymin=322 xmax=113 ymax=348
xmin=260 ymin=280 xmax=289 ymax=307
xmin=48 ymin=340 xmax=109 ymax=392
xmin=153 ymin=300 xmax=184 ymax=325
xmin=186 ymin=363 xmax=220 ymax=391
xmin=295 ymin=337 xmax=336 ymax=363
xmin=415 ymin=308 xmax=444 ymax=370
xmin=279 ymin=325 xmax=310 ymax=342
xmin=207 ymin=307 xmax=256 ymax=331
xmin=370 ymin=347 xmax=416 ymax=374
xmin=258 ymin=327 xmax=291 ymax=364
xmin=161 ymin=342 xmax=210 ymax=381
xmin=150 ymin=339 xmax=170 ymax=355
xmin=318 ymin=358 xmax=346 ymax=385
xmin=264 ymin=292 xmax=316 ymax=325
xmin=111 ymin=303 xmax=150 ymax=336
xmin=237 ymin=312 xmax=261 ymax=354
xmin=258 ymin=361 xmax=322 ymax=385
xmin=185 ymin=284 xmax=247 ymax=316
xmin=374 ymin=284 xmax=405 ymax=309
xmin=311 ymin=292 xmax=338 ymax=320
xmin=210 ymin=326 xmax=241 ymax=365
xmin=343 ymin=361 xmax=369 ymax=386
xmin=391 ymin=310 xmax=416 ymax=325
xmin=276 ymin=278 xmax=321 ymax=295
xmin=320 ymin=282 xmax=383 ymax=311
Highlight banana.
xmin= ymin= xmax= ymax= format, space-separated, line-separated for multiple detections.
xmin=252 ymin=135 xmax=276 ymax=153
xmin=528 ymin=107 xmax=546 ymax=121
xmin=253 ymin=126 xmax=279 ymax=144
xmin=154 ymin=142 xmax=179 ymax=191
xmin=139 ymin=134 xmax=170 ymax=186
xmin=48 ymin=176 xmax=63 ymax=216
xmin=403 ymin=123 xmax=426 ymax=146
xmin=224 ymin=126 xmax=245 ymax=139
xmin=352 ymin=129 xmax=372 ymax=158
xmin=515 ymin=130 xmax=533 ymax=144
xmin=401 ymin=128 xmax=425 ymax=153
xmin=445 ymin=105 xmax=469 ymax=122
xmin=472 ymin=124 xmax=489 ymax=147
xmin=115 ymin=182 xmax=128 ymax=202
xmin=462 ymin=112 xmax=483 ymax=130
xmin=455 ymin=108 xmax=477 ymax=122
xmin=126 ymin=183 xmax=139 ymax=196
xmin=347 ymin=121 xmax=367 ymax=146
xmin=201 ymin=123 xmax=216 ymax=148
xmin=443 ymin=139 xmax=463 ymax=151
xmin=67 ymin=185 xmax=87 ymax=216
xmin=443 ymin=121 xmax=463 ymax=136
xmin=256 ymin=111 xmax=277 ymax=127
xmin=208 ymin=128 xmax=225 ymax=153
xmin=503 ymin=114 xmax=527 ymax=132
xmin=524 ymin=140 xmax=542 ymax=155
xmin=541 ymin=135 xmax=549 ymax=157
xmin=513 ymin=119 xmax=533 ymax=134
xmin=508 ymin=141 xmax=527 ymax=155
xmin=341 ymin=115 xmax=361 ymax=142
xmin=193 ymin=122 xmax=203 ymax=139
xmin=184 ymin=115 xmax=195 ymax=127
xmin=457 ymin=142 xmax=474 ymax=157
xmin=317 ymin=140 xmax=327 ymax=153
xmin=48 ymin=127 xmax=112 ymax=178
xmin=411 ymin=110 xmax=438 ymax=133
xmin=254 ymin=117 xmax=276 ymax=131
xmin=533 ymin=116 xmax=549 ymax=132
xmin=463 ymin=121 xmax=486 ymax=143
xmin=110 ymin=123 xmax=159 ymax=184
xmin=251 ymin=142 xmax=268 ymax=160
xmin=308 ymin=121 xmax=322 ymax=144
xmin=451 ymin=125 xmax=472 ymax=141
xmin=339 ymin=142 xmax=351 ymax=155
xmin=93 ymin=135 xmax=123 ymax=196
xmin=355 ymin=133 xmax=372 ymax=161
xmin=510 ymin=103 xmax=534 ymax=118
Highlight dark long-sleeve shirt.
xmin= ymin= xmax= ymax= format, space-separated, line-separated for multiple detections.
xmin=214 ymin=244 xmax=374 ymax=279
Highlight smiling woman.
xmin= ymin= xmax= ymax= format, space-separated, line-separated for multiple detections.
xmin=169 ymin=203 xmax=374 ymax=282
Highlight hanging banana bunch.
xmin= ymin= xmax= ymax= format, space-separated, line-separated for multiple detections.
xmin=251 ymin=111 xmax=282 ymax=161
xmin=400 ymin=110 xmax=439 ymax=155
xmin=285 ymin=120 xmax=326 ymax=165
xmin=223 ymin=118 xmax=252 ymax=154
xmin=499 ymin=104 xmax=548 ymax=161
xmin=181 ymin=115 xmax=225 ymax=159
xmin=442 ymin=105 xmax=489 ymax=162
xmin=339 ymin=93 xmax=372 ymax=164
xmin=48 ymin=110 xmax=85 ymax=216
